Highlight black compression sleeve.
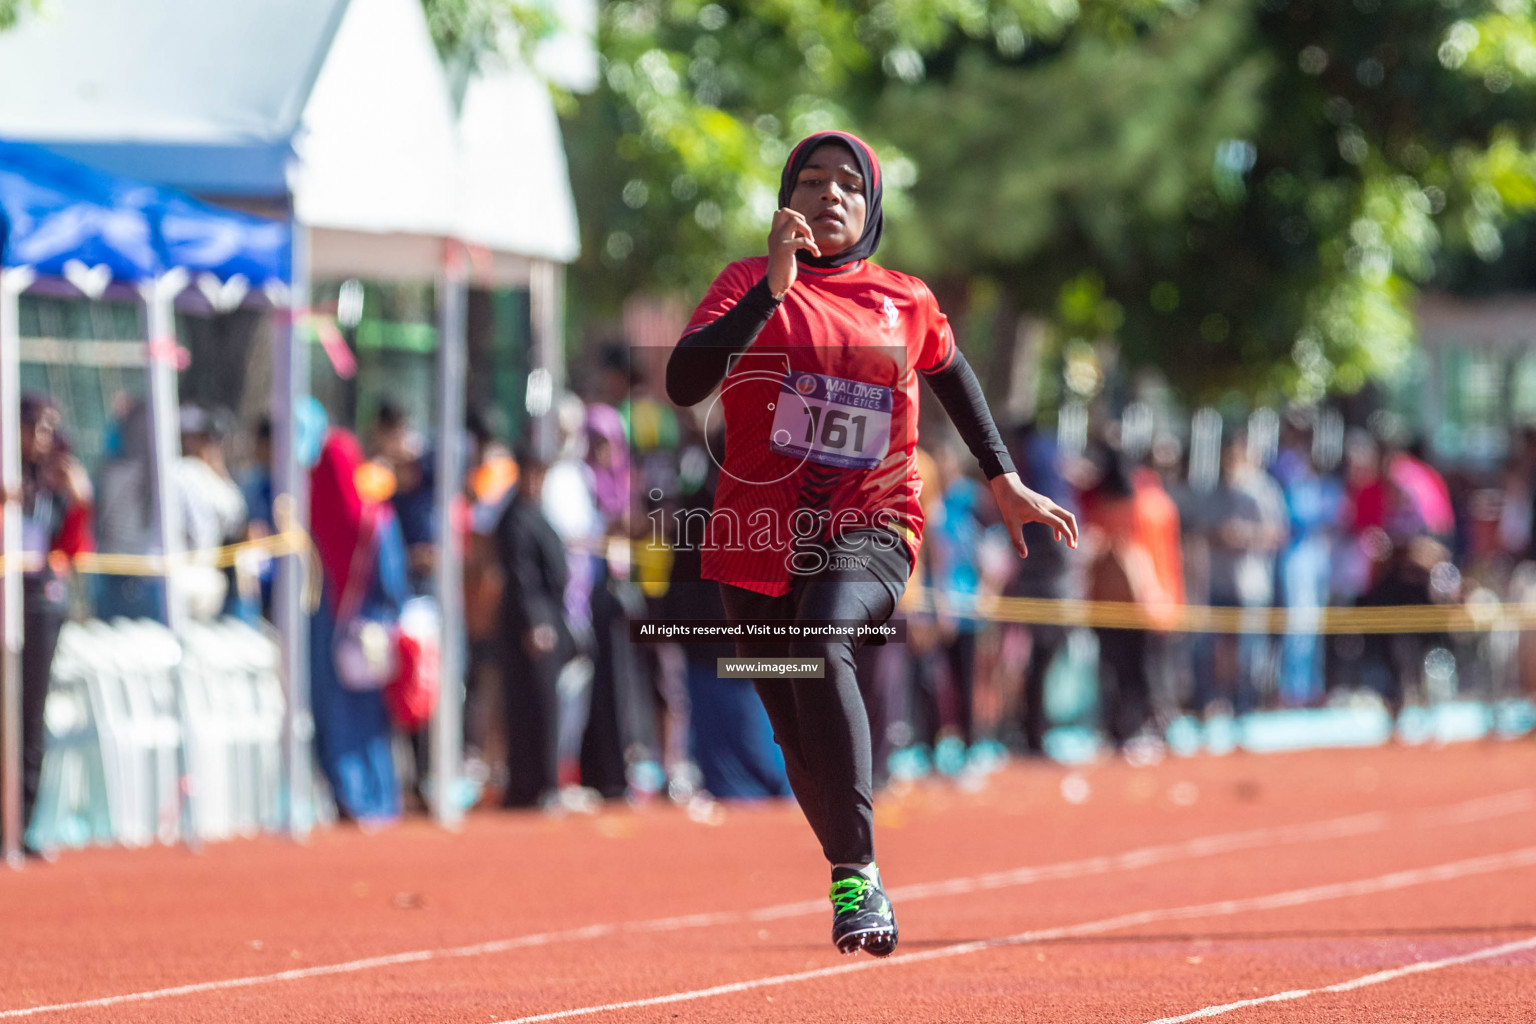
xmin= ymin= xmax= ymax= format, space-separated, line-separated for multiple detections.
xmin=665 ymin=276 xmax=782 ymax=407
xmin=922 ymin=349 xmax=1017 ymax=480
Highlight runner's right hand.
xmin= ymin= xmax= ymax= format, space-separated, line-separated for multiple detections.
xmin=767 ymin=208 xmax=821 ymax=298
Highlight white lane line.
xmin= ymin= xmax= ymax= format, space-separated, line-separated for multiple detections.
xmin=1142 ymin=934 xmax=1536 ymax=1023
xmin=0 ymin=789 xmax=1527 ymax=1019
xmin=489 ymin=844 xmax=1536 ymax=1024
xmin=1416 ymin=788 xmax=1536 ymax=826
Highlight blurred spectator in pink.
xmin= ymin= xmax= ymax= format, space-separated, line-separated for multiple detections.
xmin=1391 ymin=439 xmax=1454 ymax=543
xmin=585 ymin=403 xmax=631 ymax=527
xmin=581 ymin=402 xmax=656 ymax=799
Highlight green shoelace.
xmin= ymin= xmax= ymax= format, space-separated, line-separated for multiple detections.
xmin=830 ymin=876 xmax=874 ymax=915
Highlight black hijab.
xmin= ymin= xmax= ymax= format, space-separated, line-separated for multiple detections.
xmin=778 ymin=131 xmax=883 ymax=269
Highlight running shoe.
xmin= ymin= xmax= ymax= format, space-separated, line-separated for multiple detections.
xmin=829 ymin=866 xmax=898 ymax=956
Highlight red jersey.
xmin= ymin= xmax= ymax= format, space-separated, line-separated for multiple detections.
xmin=683 ymin=256 xmax=958 ymax=596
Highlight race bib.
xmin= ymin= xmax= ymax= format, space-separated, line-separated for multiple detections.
xmin=770 ymin=370 xmax=892 ymax=470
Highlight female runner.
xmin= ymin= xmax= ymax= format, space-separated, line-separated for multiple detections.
xmin=666 ymin=131 xmax=1078 ymax=956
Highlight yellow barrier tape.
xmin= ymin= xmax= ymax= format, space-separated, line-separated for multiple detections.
xmin=550 ymin=538 xmax=1523 ymax=637
xmin=14 ymin=508 xmax=1507 ymax=635
xmin=0 ymin=495 xmax=322 ymax=612
xmin=906 ymin=587 xmax=1520 ymax=635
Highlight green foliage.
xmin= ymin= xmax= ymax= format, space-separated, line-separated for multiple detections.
xmin=0 ymin=0 xmax=39 ymax=31
xmin=564 ymin=0 xmax=1188 ymax=313
xmin=556 ymin=0 xmax=1536 ymax=402
xmin=420 ymin=0 xmax=560 ymax=105
xmin=885 ymin=0 xmax=1536 ymax=400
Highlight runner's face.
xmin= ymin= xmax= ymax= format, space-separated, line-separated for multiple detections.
xmin=788 ymin=142 xmax=867 ymax=258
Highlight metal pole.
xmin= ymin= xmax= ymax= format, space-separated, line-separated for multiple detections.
xmin=274 ymin=220 xmax=312 ymax=840
xmin=140 ymin=271 xmax=190 ymax=636
xmin=1 ymin=266 xmax=35 ymax=867
xmin=430 ymin=245 xmax=467 ymax=828
xmin=527 ymin=260 xmax=565 ymax=457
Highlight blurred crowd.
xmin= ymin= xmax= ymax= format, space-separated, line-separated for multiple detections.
xmin=15 ymin=355 xmax=1536 ymax=854
xmin=881 ymin=405 xmax=1536 ymax=774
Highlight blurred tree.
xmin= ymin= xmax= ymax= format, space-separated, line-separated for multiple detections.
xmin=562 ymin=0 xmax=1185 ymax=316
xmin=419 ymin=0 xmax=560 ymax=105
xmin=0 ymin=0 xmax=38 ymax=32
xmin=918 ymin=0 xmax=1536 ymax=401
xmin=560 ymin=1 xmax=1536 ymax=401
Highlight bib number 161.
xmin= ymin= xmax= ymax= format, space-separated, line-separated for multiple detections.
xmin=801 ymin=406 xmax=869 ymax=452
xmin=769 ymin=371 xmax=892 ymax=470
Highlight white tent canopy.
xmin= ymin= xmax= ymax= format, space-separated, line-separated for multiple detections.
xmin=0 ymin=1 xmax=340 ymax=144
xmin=0 ymin=0 xmax=585 ymax=270
xmin=292 ymin=0 xmax=459 ymax=242
xmin=456 ymin=62 xmax=581 ymax=265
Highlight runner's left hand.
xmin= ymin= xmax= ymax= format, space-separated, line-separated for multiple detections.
xmin=988 ymin=473 xmax=1079 ymax=559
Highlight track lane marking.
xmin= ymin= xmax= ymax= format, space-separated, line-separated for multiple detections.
xmin=0 ymin=789 xmax=1528 ymax=1019
xmin=1142 ymin=933 xmax=1536 ymax=1022
xmin=489 ymin=844 xmax=1536 ymax=1024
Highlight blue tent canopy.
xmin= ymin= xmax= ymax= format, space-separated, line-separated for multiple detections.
xmin=153 ymin=191 xmax=289 ymax=288
xmin=0 ymin=138 xmax=158 ymax=281
xmin=0 ymin=138 xmax=288 ymax=290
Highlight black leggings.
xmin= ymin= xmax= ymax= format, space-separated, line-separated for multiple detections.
xmin=719 ymin=531 xmax=910 ymax=866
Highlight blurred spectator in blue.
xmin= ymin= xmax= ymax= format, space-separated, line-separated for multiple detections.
xmin=369 ymin=400 xmax=435 ymax=595
xmin=1002 ymin=419 xmax=1079 ymax=756
xmin=660 ymin=450 xmax=791 ymax=800
xmin=889 ymin=446 xmax=945 ymax=777
xmin=1272 ymin=415 xmax=1343 ymax=707
xmin=236 ymin=415 xmax=276 ymax=621
xmin=94 ymin=399 xmax=164 ymax=620
xmin=930 ymin=442 xmax=986 ymax=759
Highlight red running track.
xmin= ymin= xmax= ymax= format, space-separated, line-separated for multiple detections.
xmin=2 ymin=741 xmax=1535 ymax=1022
